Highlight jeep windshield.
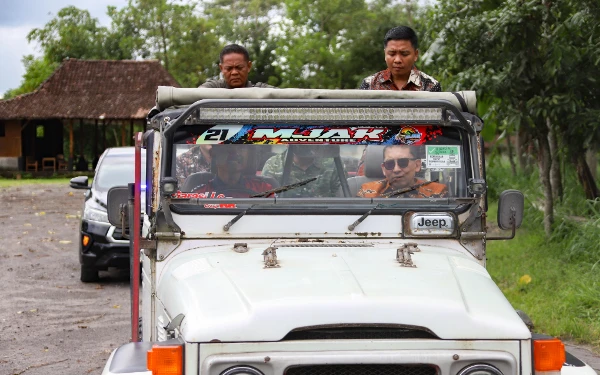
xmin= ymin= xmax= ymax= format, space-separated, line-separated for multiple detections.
xmin=163 ymin=101 xmax=478 ymax=212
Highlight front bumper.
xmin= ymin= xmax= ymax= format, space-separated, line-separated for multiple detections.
xmin=80 ymin=219 xmax=130 ymax=270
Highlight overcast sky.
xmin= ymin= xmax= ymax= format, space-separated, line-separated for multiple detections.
xmin=0 ymin=0 xmax=129 ymax=98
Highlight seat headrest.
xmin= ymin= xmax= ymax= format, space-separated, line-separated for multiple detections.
xmin=363 ymin=146 xmax=384 ymax=178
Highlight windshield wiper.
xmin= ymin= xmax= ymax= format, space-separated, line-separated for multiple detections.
xmin=381 ymin=179 xmax=439 ymax=198
xmin=348 ymin=203 xmax=384 ymax=231
xmin=348 ymin=180 xmax=439 ymax=231
xmin=223 ymin=204 xmax=255 ymax=232
xmin=250 ymin=177 xmax=317 ymax=198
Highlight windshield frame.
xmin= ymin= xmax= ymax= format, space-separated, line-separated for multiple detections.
xmin=158 ymin=99 xmax=482 ymax=214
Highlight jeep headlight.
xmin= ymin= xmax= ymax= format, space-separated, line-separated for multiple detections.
xmin=83 ymin=201 xmax=109 ymax=223
xmin=221 ymin=366 xmax=264 ymax=375
xmin=457 ymin=364 xmax=503 ymax=375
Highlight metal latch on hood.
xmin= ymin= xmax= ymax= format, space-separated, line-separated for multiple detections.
xmin=397 ymin=243 xmax=420 ymax=267
xmin=262 ymin=246 xmax=279 ymax=268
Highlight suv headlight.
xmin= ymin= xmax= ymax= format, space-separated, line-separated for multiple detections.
xmin=83 ymin=204 xmax=109 ymax=223
xmin=457 ymin=364 xmax=503 ymax=375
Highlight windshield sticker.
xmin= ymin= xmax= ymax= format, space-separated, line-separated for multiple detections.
xmin=195 ymin=125 xmax=244 ymax=144
xmin=426 ymin=145 xmax=461 ymax=168
xmin=171 ymin=191 xmax=238 ymax=208
xmin=193 ymin=125 xmax=444 ymax=145
xmin=395 ymin=126 xmax=421 ymax=144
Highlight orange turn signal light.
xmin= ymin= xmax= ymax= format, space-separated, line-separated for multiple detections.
xmin=82 ymin=234 xmax=90 ymax=247
xmin=534 ymin=338 xmax=565 ymax=372
xmin=147 ymin=344 xmax=183 ymax=375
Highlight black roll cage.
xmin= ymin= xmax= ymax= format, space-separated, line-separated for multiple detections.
xmin=158 ymin=99 xmax=480 ymax=185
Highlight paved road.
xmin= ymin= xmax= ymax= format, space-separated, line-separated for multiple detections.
xmin=566 ymin=344 xmax=600 ymax=374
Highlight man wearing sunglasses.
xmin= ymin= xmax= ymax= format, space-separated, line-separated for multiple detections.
xmin=357 ymin=145 xmax=448 ymax=198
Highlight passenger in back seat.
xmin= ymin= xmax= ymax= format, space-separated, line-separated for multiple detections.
xmin=357 ymin=145 xmax=448 ymax=198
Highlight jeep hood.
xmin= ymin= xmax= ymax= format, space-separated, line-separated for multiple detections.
xmin=157 ymin=245 xmax=530 ymax=342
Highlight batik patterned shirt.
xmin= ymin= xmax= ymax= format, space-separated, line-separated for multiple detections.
xmin=359 ymin=67 xmax=442 ymax=92
xmin=357 ymin=178 xmax=449 ymax=198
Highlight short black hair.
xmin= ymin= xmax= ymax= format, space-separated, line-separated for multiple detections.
xmin=383 ymin=145 xmax=422 ymax=159
xmin=384 ymin=26 xmax=418 ymax=50
xmin=219 ymin=44 xmax=250 ymax=63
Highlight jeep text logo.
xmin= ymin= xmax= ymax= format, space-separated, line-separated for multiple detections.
xmin=408 ymin=213 xmax=455 ymax=236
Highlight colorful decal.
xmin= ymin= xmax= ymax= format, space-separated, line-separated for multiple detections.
xmin=190 ymin=125 xmax=444 ymax=145
xmin=247 ymin=127 xmax=386 ymax=144
xmin=426 ymin=145 xmax=461 ymax=168
xmin=395 ymin=126 xmax=422 ymax=145
xmin=171 ymin=191 xmax=238 ymax=208
xmin=195 ymin=125 xmax=243 ymax=144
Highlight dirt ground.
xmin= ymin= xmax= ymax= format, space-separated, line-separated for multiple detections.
xmin=0 ymin=183 xmax=598 ymax=375
xmin=0 ymin=183 xmax=130 ymax=375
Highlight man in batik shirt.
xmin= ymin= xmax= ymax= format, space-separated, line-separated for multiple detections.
xmin=359 ymin=26 xmax=441 ymax=92
xmin=262 ymin=145 xmax=341 ymax=198
xmin=357 ymin=145 xmax=448 ymax=198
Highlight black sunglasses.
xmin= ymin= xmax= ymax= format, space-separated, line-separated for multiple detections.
xmin=383 ymin=158 xmax=417 ymax=170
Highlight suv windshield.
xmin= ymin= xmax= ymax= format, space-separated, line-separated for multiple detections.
xmin=95 ymin=153 xmax=146 ymax=191
xmin=171 ymin=124 xmax=470 ymax=202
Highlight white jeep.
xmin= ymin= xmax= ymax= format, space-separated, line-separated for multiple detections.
xmin=102 ymin=87 xmax=595 ymax=375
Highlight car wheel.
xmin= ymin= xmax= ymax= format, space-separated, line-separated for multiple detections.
xmin=80 ymin=266 xmax=99 ymax=282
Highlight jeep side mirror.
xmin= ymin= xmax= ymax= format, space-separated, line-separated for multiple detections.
xmin=69 ymin=176 xmax=90 ymax=190
xmin=107 ymin=186 xmax=130 ymax=228
xmin=497 ymin=190 xmax=524 ymax=229
xmin=488 ymin=189 xmax=524 ymax=240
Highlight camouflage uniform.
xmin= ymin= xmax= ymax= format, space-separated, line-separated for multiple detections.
xmin=175 ymin=147 xmax=211 ymax=186
xmin=261 ymin=152 xmax=341 ymax=197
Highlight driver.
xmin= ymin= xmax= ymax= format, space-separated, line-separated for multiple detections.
xmin=191 ymin=145 xmax=274 ymax=198
xmin=357 ymin=145 xmax=448 ymax=198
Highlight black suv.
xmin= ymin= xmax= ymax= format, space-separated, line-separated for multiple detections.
xmin=70 ymin=147 xmax=145 ymax=282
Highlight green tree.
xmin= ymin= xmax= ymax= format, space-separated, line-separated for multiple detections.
xmin=109 ymin=0 xmax=221 ymax=87
xmin=204 ymin=0 xmax=284 ymax=86
xmin=275 ymin=0 xmax=370 ymax=88
xmin=3 ymin=56 xmax=59 ymax=99
xmin=423 ymin=0 xmax=600 ymax=235
xmin=5 ymin=6 xmax=133 ymax=98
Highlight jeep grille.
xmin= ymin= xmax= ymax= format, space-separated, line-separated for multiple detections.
xmin=285 ymin=364 xmax=438 ymax=375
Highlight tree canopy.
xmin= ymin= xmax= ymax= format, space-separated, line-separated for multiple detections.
xmin=4 ymin=0 xmax=599 ymax=233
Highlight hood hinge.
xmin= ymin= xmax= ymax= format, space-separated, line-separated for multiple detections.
xmin=397 ymin=242 xmax=420 ymax=268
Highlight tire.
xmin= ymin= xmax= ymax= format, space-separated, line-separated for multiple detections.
xmin=80 ymin=266 xmax=99 ymax=282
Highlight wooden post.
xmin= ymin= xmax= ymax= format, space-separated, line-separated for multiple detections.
xmin=102 ymin=119 xmax=106 ymax=151
xmin=94 ymin=119 xmax=98 ymax=162
xmin=79 ymin=119 xmax=84 ymax=156
xmin=69 ymin=120 xmax=74 ymax=171
xmin=121 ymin=121 xmax=126 ymax=147
xmin=130 ymin=120 xmax=134 ymax=146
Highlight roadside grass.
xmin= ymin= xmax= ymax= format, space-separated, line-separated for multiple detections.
xmin=486 ymin=159 xmax=600 ymax=348
xmin=0 ymin=177 xmax=72 ymax=188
